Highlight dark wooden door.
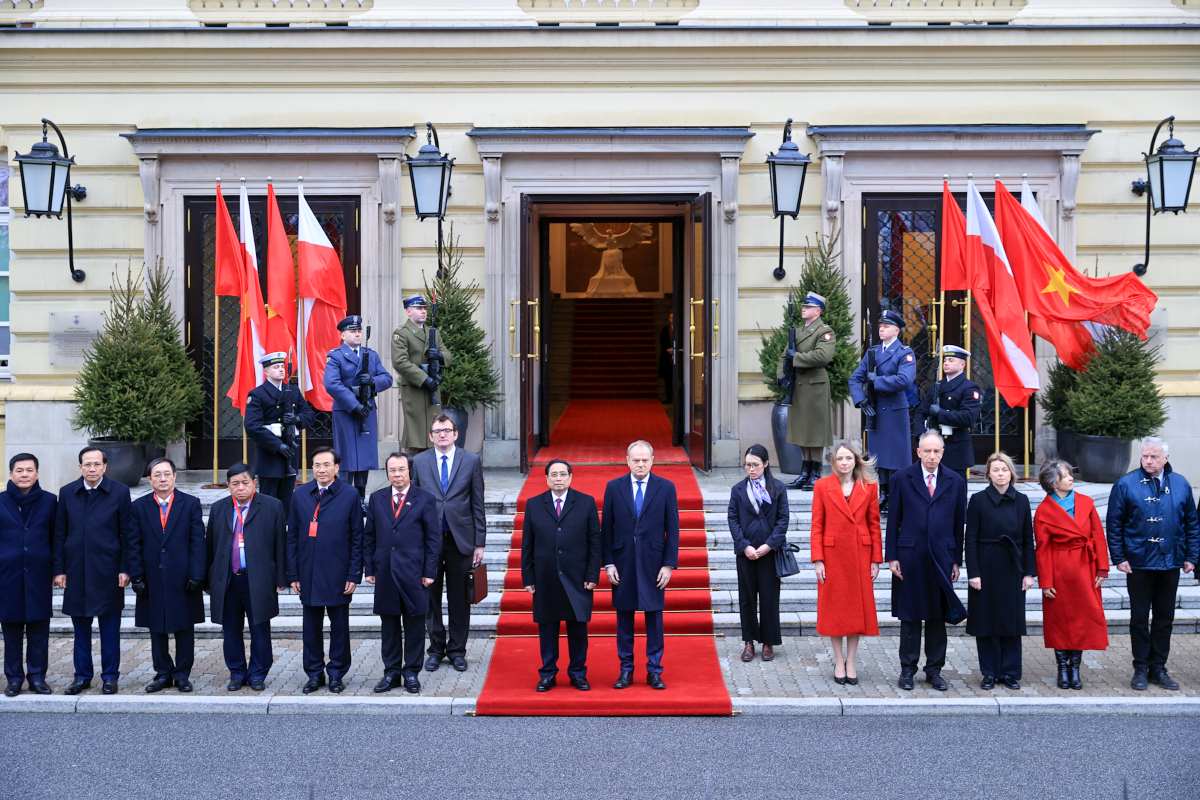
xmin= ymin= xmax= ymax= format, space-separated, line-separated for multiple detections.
xmin=518 ymin=195 xmax=544 ymax=473
xmin=684 ymin=192 xmax=713 ymax=472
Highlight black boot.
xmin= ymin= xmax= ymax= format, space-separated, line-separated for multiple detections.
xmin=1055 ymin=650 xmax=1070 ymax=690
xmin=1069 ymin=651 xmax=1083 ymax=690
xmin=798 ymin=461 xmax=817 ymax=492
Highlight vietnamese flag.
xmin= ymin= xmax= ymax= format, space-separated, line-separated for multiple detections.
xmin=994 ymin=180 xmax=1157 ymax=369
xmin=225 ymin=182 xmax=267 ymax=414
xmin=965 ymin=180 xmax=1039 ymax=408
xmin=214 ymin=181 xmax=242 ymax=297
xmin=296 ymin=182 xmax=346 ymax=412
xmin=940 ymin=180 xmax=969 ymax=292
xmin=264 ymin=183 xmax=297 ymax=361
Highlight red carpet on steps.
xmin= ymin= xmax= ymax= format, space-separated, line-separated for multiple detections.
xmin=475 ymin=400 xmax=732 ymax=716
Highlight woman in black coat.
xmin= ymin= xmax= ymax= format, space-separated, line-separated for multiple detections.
xmin=965 ymin=452 xmax=1035 ymax=690
xmin=728 ymin=444 xmax=790 ymax=662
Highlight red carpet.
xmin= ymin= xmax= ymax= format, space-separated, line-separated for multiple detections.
xmin=476 ymin=400 xmax=732 ymax=716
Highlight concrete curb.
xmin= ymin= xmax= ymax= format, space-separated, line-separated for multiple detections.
xmin=994 ymin=696 xmax=1200 ymax=715
xmin=839 ymin=698 xmax=1000 ymax=716
xmin=266 ymin=696 xmax=456 ymax=715
xmin=733 ymin=698 xmax=842 ymax=716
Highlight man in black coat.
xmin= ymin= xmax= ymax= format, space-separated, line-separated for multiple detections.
xmin=522 ymin=459 xmax=602 ymax=692
xmin=0 ymin=453 xmax=57 ymax=697
xmin=54 ymin=446 xmax=134 ymax=695
xmin=919 ymin=345 xmax=982 ymax=474
xmin=206 ymin=463 xmax=288 ymax=692
xmin=244 ymin=352 xmax=316 ymax=512
xmin=365 ymin=453 xmax=440 ymax=694
xmin=885 ymin=430 xmax=968 ymax=692
xmin=288 ymin=447 xmax=363 ymax=694
xmin=601 ymin=440 xmax=680 ymax=690
xmin=128 ymin=458 xmax=206 ymax=693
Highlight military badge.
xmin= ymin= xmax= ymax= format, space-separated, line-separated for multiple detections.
xmin=972 ymin=390 xmax=980 ymax=400
xmin=905 ymin=353 xmax=913 ymax=362
xmin=822 ymin=332 xmax=833 ymax=341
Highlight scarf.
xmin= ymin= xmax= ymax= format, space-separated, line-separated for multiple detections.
xmin=7 ymin=480 xmax=45 ymax=525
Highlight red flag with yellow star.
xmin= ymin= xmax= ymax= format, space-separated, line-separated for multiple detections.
xmin=994 ymin=180 xmax=1157 ymax=368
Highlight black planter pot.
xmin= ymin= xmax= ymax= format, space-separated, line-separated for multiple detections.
xmin=770 ymin=403 xmax=806 ymax=475
xmin=442 ymin=407 xmax=470 ymax=450
xmin=87 ymin=438 xmax=147 ymax=487
xmin=1074 ymin=433 xmax=1132 ymax=483
xmin=1056 ymin=429 xmax=1077 ymax=467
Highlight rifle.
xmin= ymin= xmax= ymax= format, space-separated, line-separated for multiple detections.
xmin=862 ymin=306 xmax=878 ymax=431
xmin=281 ymin=375 xmax=301 ymax=469
xmin=423 ymin=302 xmax=446 ymax=408
xmin=778 ymin=296 xmax=797 ymax=403
xmin=355 ymin=325 xmax=377 ymax=434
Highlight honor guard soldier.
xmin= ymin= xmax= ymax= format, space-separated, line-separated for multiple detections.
xmin=245 ymin=352 xmax=316 ymax=512
xmin=324 ymin=315 xmax=394 ymax=502
xmin=920 ymin=345 xmax=982 ymax=475
xmin=392 ymin=295 xmax=453 ymax=454
xmin=849 ymin=308 xmax=916 ymax=511
xmin=781 ymin=291 xmax=837 ymax=490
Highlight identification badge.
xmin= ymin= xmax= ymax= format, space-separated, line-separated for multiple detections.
xmin=308 ymin=520 xmax=318 ymax=538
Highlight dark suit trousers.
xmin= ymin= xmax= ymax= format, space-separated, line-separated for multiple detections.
xmin=71 ymin=610 xmax=121 ymax=682
xmin=150 ymin=628 xmax=195 ymax=681
xmin=381 ymin=613 xmax=426 ymax=677
xmin=258 ymin=477 xmax=294 ymax=518
xmin=975 ymin=635 xmax=1022 ymax=680
xmin=1127 ymin=569 xmax=1180 ymax=670
xmin=2 ymin=621 xmax=49 ymax=684
xmin=899 ymin=619 xmax=947 ymax=674
xmin=222 ymin=571 xmax=273 ymax=682
xmin=427 ymin=531 xmax=472 ymax=658
xmin=616 ymin=610 xmax=664 ymax=675
xmin=302 ymin=604 xmax=351 ymax=680
xmin=538 ymin=620 xmax=588 ymax=680
xmin=735 ymin=553 xmax=782 ymax=645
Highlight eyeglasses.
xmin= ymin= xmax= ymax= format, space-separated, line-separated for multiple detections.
xmin=431 ymin=428 xmax=456 ymax=435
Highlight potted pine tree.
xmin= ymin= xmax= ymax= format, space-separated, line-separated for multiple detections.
xmin=1040 ymin=359 xmax=1080 ymax=465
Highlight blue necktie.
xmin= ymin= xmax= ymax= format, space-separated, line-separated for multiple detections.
xmin=634 ymin=480 xmax=644 ymax=517
xmin=440 ymin=455 xmax=450 ymax=493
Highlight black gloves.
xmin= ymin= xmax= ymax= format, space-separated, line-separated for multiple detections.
xmin=356 ymin=373 xmax=373 ymax=387
xmin=784 ymin=348 xmax=797 ymax=362
xmin=130 ymin=577 xmax=147 ymax=596
xmin=866 ymin=370 xmax=878 ymax=383
xmin=422 ymin=377 xmax=436 ymax=391
xmin=281 ymin=412 xmax=298 ymax=426
xmin=278 ymin=444 xmax=294 ymax=461
xmin=353 ymin=404 xmax=370 ymax=421
xmin=929 ymin=403 xmax=942 ymax=416
xmin=185 ymin=579 xmax=203 ymax=594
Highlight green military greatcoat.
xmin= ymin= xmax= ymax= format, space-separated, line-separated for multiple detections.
xmin=392 ymin=319 xmax=453 ymax=450
xmin=782 ymin=320 xmax=837 ymax=448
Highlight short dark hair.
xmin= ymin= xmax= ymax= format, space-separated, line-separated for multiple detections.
xmin=226 ymin=462 xmax=254 ymax=482
xmin=430 ymin=414 xmax=456 ymax=432
xmin=311 ymin=446 xmax=340 ymax=466
xmin=8 ymin=452 xmax=38 ymax=471
xmin=544 ymin=459 xmax=573 ymax=476
xmin=147 ymin=457 xmax=176 ymax=475
xmin=385 ymin=452 xmax=412 ymax=472
xmin=1038 ymin=459 xmax=1072 ymax=495
xmin=78 ymin=446 xmax=107 ymax=465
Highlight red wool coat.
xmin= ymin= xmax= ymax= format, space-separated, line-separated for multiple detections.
xmin=1034 ymin=493 xmax=1109 ymax=651
xmin=811 ymin=476 xmax=883 ymax=637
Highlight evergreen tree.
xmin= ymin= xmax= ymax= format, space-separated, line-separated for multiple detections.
xmin=1040 ymin=359 xmax=1079 ymax=431
xmin=1064 ymin=328 xmax=1166 ymax=440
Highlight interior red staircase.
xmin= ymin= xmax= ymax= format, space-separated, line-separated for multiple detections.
xmin=568 ymin=299 xmax=659 ymax=399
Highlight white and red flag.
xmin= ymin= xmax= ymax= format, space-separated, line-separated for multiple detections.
xmin=226 ymin=182 xmax=267 ymax=413
xmin=295 ymin=182 xmax=346 ymax=411
xmin=264 ymin=182 xmax=297 ymax=361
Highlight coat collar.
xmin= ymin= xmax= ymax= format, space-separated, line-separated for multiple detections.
xmin=982 ymin=484 xmax=1017 ymax=506
xmin=941 ymin=373 xmax=966 ymax=391
xmin=404 ymin=319 xmax=428 ymax=341
xmin=543 ymin=488 xmax=576 ymax=519
xmin=909 ymin=464 xmax=954 ymax=504
xmin=74 ymin=477 xmax=110 ymax=495
xmin=819 ymin=475 xmax=870 ymax=522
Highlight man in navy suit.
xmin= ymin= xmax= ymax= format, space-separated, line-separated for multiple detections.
xmin=601 ymin=440 xmax=680 ymax=690
xmin=885 ymin=430 xmax=968 ymax=692
xmin=128 ymin=458 xmax=206 ymax=693
xmin=365 ymin=453 xmax=440 ymax=694
xmin=288 ymin=447 xmax=364 ymax=694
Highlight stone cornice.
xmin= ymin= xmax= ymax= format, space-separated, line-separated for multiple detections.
xmin=121 ymin=127 xmax=416 ymax=158
xmin=467 ymin=126 xmax=753 ymax=158
xmin=808 ymin=124 xmax=1099 ymax=157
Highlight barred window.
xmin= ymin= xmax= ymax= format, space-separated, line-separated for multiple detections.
xmin=0 ymin=160 xmax=10 ymax=378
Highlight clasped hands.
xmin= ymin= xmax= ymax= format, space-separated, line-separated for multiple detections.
xmin=743 ymin=544 xmax=771 ymax=561
xmin=605 ymin=564 xmax=673 ymax=590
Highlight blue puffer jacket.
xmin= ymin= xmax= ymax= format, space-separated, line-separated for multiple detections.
xmin=1106 ymin=464 xmax=1200 ymax=571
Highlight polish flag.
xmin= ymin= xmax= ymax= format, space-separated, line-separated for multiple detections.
xmin=225 ymin=182 xmax=267 ymax=413
xmin=265 ymin=182 xmax=297 ymax=362
xmin=296 ymin=182 xmax=346 ymax=411
xmin=965 ymin=179 xmax=1039 ymax=408
xmin=214 ymin=181 xmax=242 ymax=298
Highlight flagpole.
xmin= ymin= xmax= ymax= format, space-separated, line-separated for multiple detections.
xmin=212 ymin=285 xmax=221 ymax=485
xmin=994 ymin=391 xmax=1000 ymax=456
xmin=296 ymin=176 xmax=309 ymax=484
xmin=963 ymin=290 xmax=972 ymax=380
xmin=936 ymin=290 xmax=946 ymax=380
xmin=1024 ymin=311 xmax=1032 ymax=479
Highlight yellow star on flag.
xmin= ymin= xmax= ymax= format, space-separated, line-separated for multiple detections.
xmin=1040 ymin=262 xmax=1078 ymax=306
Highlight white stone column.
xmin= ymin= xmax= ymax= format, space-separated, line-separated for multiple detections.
xmin=480 ymin=153 xmax=513 ymax=464
xmin=137 ymin=155 xmax=162 ymax=276
xmin=714 ymin=154 xmax=741 ymax=462
xmin=376 ymin=154 xmax=404 ymax=447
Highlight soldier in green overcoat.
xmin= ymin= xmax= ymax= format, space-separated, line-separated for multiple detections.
xmin=780 ymin=291 xmax=837 ymax=490
xmin=392 ymin=295 xmax=453 ymax=453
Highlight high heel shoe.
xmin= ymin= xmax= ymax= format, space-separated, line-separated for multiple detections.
xmin=833 ymin=674 xmax=847 ymax=685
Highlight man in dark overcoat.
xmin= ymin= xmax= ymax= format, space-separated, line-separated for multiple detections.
xmin=849 ymin=308 xmax=917 ymax=510
xmin=288 ymin=447 xmax=363 ymax=694
xmin=245 ymin=351 xmax=316 ymax=512
xmin=0 ymin=453 xmax=57 ymax=696
xmin=54 ymin=446 xmax=134 ymax=695
xmin=522 ymin=459 xmax=602 ymax=692
xmin=324 ymin=315 xmax=394 ymax=501
xmin=206 ymin=463 xmax=288 ymax=692
xmin=919 ymin=345 xmax=982 ymax=474
xmin=128 ymin=458 xmax=206 ymax=693
xmin=601 ymin=440 xmax=680 ymax=690
xmin=885 ymin=430 xmax=967 ymax=692
xmin=364 ymin=452 xmax=440 ymax=694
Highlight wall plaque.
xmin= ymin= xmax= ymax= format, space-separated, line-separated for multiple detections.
xmin=49 ymin=311 xmax=103 ymax=369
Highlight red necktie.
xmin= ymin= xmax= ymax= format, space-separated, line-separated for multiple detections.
xmin=927 ymin=473 xmax=936 ymax=497
xmin=555 ymin=497 xmax=563 ymax=519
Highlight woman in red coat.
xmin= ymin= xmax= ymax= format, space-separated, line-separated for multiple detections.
xmin=1034 ymin=459 xmax=1108 ymax=690
xmin=811 ymin=441 xmax=882 ymax=685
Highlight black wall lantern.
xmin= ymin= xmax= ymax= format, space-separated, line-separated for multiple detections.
xmin=1129 ymin=116 xmax=1197 ymax=276
xmin=13 ymin=118 xmax=87 ymax=282
xmin=765 ymin=118 xmax=811 ymax=280
xmin=406 ymin=122 xmax=454 ymax=275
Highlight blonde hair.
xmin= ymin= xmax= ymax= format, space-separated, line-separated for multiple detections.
xmin=984 ymin=451 xmax=1017 ymax=488
xmin=829 ymin=440 xmax=878 ymax=485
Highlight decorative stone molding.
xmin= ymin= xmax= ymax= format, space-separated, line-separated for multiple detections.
xmin=682 ymin=0 xmax=861 ymax=25
xmin=1060 ymin=153 xmax=1080 ymax=220
xmin=482 ymin=155 xmax=502 ymax=223
xmin=518 ymin=0 xmax=697 ymax=25
xmin=382 ymin=203 xmax=397 ymax=225
xmin=189 ymin=0 xmax=372 ymax=26
xmin=351 ymin=0 xmax=534 ymax=26
xmin=844 ymin=0 xmax=1025 ymax=25
xmin=26 ymin=0 xmax=200 ymax=27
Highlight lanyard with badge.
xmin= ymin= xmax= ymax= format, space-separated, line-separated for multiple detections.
xmin=309 ymin=492 xmax=323 ymax=538
xmin=233 ymin=502 xmax=248 ymax=568
xmin=392 ymin=491 xmax=406 ymax=520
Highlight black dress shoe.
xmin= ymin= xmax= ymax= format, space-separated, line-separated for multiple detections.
xmin=374 ymin=674 xmax=402 ymax=694
xmin=570 ymin=677 xmax=591 ymax=692
xmin=144 ymin=676 xmax=172 ymax=694
xmin=647 ymin=673 xmax=666 ymax=690
xmin=980 ymin=675 xmax=996 ymax=691
xmin=248 ymin=679 xmax=266 ymax=692
xmin=227 ymin=677 xmax=245 ymax=692
xmin=898 ymin=670 xmax=915 ymax=691
xmin=101 ymin=681 xmax=118 ymax=695
xmin=1150 ymin=668 xmax=1180 ymax=691
xmin=926 ymin=672 xmax=948 ymax=692
xmin=450 ymin=656 xmax=468 ymax=672
xmin=302 ymin=675 xmax=326 ymax=694
xmin=403 ymin=675 xmax=421 ymax=694
xmin=613 ymin=670 xmax=633 ymax=689
xmin=1131 ymin=669 xmax=1149 ymax=691
xmin=175 ymin=679 xmax=193 ymax=693
xmin=424 ymin=654 xmax=444 ymax=673
xmin=536 ymin=676 xmax=556 ymax=693
xmin=328 ymin=679 xmax=345 ymax=694
xmin=64 ymin=679 xmax=91 ymax=696
xmin=1001 ymin=676 xmax=1021 ymax=690
xmin=28 ymin=680 xmax=52 ymax=695
xmin=4 ymin=683 xmax=19 ymax=698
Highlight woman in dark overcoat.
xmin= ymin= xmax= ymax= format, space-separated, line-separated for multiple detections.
xmin=965 ymin=452 xmax=1035 ymax=690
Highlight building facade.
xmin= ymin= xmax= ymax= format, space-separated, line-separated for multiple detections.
xmin=1 ymin=0 xmax=1198 ymax=488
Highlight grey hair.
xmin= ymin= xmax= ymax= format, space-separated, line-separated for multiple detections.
xmin=1140 ymin=437 xmax=1169 ymax=457
xmin=1038 ymin=459 xmax=1072 ymax=494
xmin=626 ymin=439 xmax=655 ymax=457
xmin=917 ymin=429 xmax=945 ymax=447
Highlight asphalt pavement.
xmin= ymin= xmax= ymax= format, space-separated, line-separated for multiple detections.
xmin=4 ymin=713 xmax=1196 ymax=800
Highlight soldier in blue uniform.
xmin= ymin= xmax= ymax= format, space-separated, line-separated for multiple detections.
xmin=849 ymin=308 xmax=916 ymax=510
xmin=245 ymin=352 xmax=316 ymax=513
xmin=919 ymin=345 xmax=982 ymax=474
xmin=324 ymin=316 xmax=394 ymax=502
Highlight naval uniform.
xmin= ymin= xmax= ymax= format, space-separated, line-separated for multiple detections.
xmin=919 ymin=373 xmax=982 ymax=473
xmin=245 ymin=378 xmax=316 ymax=511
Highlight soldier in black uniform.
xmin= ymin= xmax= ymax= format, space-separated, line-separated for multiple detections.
xmin=919 ymin=345 xmax=982 ymax=474
xmin=244 ymin=352 xmax=316 ymax=512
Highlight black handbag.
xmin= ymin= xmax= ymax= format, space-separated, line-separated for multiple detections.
xmin=775 ymin=542 xmax=801 ymax=578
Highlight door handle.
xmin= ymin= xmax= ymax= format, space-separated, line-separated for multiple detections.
xmin=508 ymin=299 xmax=520 ymax=360
xmin=711 ymin=297 xmax=720 ymax=359
xmin=689 ymin=298 xmax=705 ymax=359
xmin=927 ymin=296 xmax=941 ymax=357
xmin=527 ymin=298 xmax=540 ymax=361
